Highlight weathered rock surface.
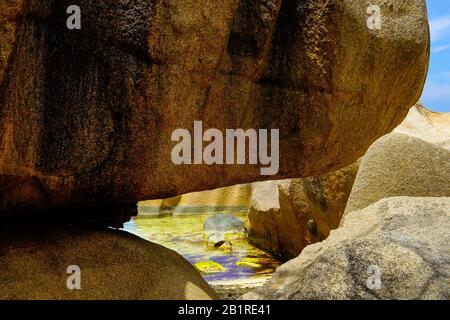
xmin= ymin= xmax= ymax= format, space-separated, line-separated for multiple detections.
xmin=344 ymin=133 xmax=450 ymax=215
xmin=0 ymin=225 xmax=218 ymax=300
xmin=247 ymin=160 xmax=359 ymax=260
xmin=303 ymin=160 xmax=360 ymax=237
xmin=242 ymin=197 xmax=450 ymax=300
xmin=247 ymin=180 xmax=318 ymax=260
xmin=0 ymin=0 xmax=429 ymax=219
xmin=139 ymin=184 xmax=251 ymax=215
xmin=395 ymin=102 xmax=450 ymax=149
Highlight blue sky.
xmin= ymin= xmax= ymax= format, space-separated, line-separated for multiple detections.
xmin=422 ymin=0 xmax=450 ymax=112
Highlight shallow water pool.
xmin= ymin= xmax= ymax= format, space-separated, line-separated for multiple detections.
xmin=123 ymin=214 xmax=281 ymax=286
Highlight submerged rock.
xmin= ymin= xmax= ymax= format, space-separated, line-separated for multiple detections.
xmin=205 ymin=232 xmax=226 ymax=248
xmin=242 ymin=197 xmax=450 ymax=300
xmin=203 ymin=214 xmax=246 ymax=248
xmin=0 ymin=0 xmax=429 ymax=221
xmin=204 ymin=214 xmax=246 ymax=233
xmin=194 ymin=260 xmax=226 ymax=274
xmin=0 ymin=225 xmax=218 ymax=300
xmin=218 ymin=241 xmax=233 ymax=253
xmin=236 ymin=258 xmax=263 ymax=269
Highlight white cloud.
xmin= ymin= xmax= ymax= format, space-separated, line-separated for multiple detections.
xmin=431 ymin=44 xmax=450 ymax=53
xmin=429 ymin=15 xmax=450 ymax=41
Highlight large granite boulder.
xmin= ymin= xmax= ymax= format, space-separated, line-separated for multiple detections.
xmin=247 ymin=160 xmax=359 ymax=260
xmin=344 ymin=105 xmax=450 ymax=215
xmin=246 ymin=180 xmax=317 ymax=260
xmin=243 ymin=197 xmax=450 ymax=300
xmin=395 ymin=102 xmax=450 ymax=149
xmin=139 ymin=184 xmax=251 ymax=216
xmin=0 ymin=0 xmax=429 ymax=219
xmin=0 ymin=225 xmax=218 ymax=300
xmin=303 ymin=160 xmax=360 ymax=237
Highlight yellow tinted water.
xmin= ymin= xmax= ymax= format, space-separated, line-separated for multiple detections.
xmin=123 ymin=214 xmax=281 ymax=286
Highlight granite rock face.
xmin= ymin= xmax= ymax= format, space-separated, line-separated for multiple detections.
xmin=246 ymin=159 xmax=359 ymax=260
xmin=303 ymin=160 xmax=360 ymax=237
xmin=344 ymin=104 xmax=450 ymax=216
xmin=139 ymin=184 xmax=252 ymax=216
xmin=243 ymin=197 xmax=450 ymax=300
xmin=395 ymin=102 xmax=450 ymax=149
xmin=244 ymin=104 xmax=450 ymax=300
xmin=0 ymin=0 xmax=429 ymax=219
xmin=246 ymin=180 xmax=317 ymax=260
xmin=0 ymin=226 xmax=218 ymax=300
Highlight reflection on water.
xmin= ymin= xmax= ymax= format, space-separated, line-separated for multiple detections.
xmin=123 ymin=214 xmax=281 ymax=286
